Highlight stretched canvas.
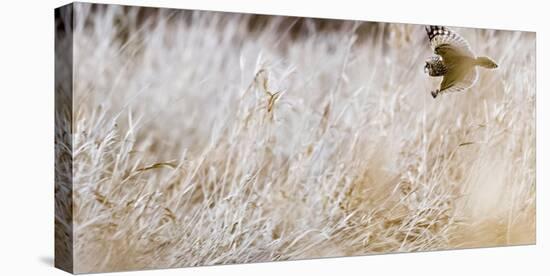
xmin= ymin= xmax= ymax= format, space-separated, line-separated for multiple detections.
xmin=55 ymin=2 xmax=536 ymax=274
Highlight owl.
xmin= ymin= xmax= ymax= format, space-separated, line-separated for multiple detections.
xmin=424 ymin=25 xmax=498 ymax=98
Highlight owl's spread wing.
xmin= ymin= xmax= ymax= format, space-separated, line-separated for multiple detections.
xmin=439 ymin=67 xmax=478 ymax=94
xmin=426 ymin=25 xmax=475 ymax=59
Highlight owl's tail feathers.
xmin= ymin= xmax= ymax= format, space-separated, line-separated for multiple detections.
xmin=475 ymin=56 xmax=498 ymax=69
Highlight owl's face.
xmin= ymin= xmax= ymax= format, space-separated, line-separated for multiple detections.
xmin=424 ymin=56 xmax=446 ymax=77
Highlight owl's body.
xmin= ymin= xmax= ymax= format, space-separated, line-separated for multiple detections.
xmin=424 ymin=26 xmax=498 ymax=98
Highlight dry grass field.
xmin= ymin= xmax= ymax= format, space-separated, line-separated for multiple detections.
xmin=57 ymin=3 xmax=535 ymax=273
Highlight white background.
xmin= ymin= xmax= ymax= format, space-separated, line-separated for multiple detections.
xmin=0 ymin=0 xmax=547 ymax=275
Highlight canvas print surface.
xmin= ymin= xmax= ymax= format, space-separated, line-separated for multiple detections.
xmin=55 ymin=2 xmax=536 ymax=274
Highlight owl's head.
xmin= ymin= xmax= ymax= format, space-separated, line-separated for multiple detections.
xmin=424 ymin=56 xmax=445 ymax=76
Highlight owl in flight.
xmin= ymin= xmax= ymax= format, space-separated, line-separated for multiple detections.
xmin=424 ymin=25 xmax=498 ymax=98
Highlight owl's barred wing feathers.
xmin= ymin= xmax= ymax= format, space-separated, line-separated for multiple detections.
xmin=425 ymin=25 xmax=474 ymax=58
xmin=439 ymin=67 xmax=479 ymax=94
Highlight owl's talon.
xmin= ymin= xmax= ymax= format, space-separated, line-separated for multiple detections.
xmin=431 ymin=90 xmax=438 ymax=98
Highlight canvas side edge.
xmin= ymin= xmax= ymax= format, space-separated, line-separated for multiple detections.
xmin=54 ymin=3 xmax=75 ymax=274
